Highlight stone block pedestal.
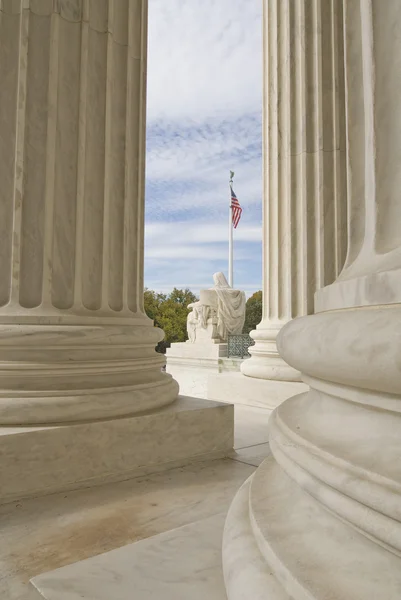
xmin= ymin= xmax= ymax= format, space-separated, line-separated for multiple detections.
xmin=166 ymin=342 xmax=233 ymax=398
xmin=0 ymin=396 xmax=234 ymax=505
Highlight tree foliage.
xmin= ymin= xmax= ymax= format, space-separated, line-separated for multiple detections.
xmin=244 ymin=290 xmax=262 ymax=334
xmin=144 ymin=288 xmax=198 ymax=350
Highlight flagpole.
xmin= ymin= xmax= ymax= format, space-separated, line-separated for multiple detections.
xmin=229 ymin=171 xmax=234 ymax=287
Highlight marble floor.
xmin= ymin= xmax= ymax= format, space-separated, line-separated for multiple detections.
xmin=0 ymin=404 xmax=271 ymax=600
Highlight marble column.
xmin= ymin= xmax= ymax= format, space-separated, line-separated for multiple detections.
xmin=223 ymin=1 xmax=401 ymax=598
xmin=241 ymin=0 xmax=347 ymax=381
xmin=0 ymin=0 xmax=178 ymax=425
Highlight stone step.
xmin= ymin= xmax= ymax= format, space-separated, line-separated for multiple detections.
xmin=31 ymin=515 xmax=228 ymax=600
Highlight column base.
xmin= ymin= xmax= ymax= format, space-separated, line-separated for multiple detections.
xmin=208 ymin=371 xmax=307 ymax=410
xmin=0 ymin=396 xmax=234 ymax=504
xmin=240 ymin=325 xmax=302 ymax=381
xmin=0 ymin=320 xmax=179 ymax=425
xmin=223 ymin=453 xmax=401 ymax=600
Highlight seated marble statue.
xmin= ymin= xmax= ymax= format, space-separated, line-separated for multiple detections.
xmin=186 ymin=272 xmax=246 ymax=343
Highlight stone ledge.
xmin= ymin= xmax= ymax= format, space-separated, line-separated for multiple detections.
xmin=0 ymin=397 xmax=234 ymax=505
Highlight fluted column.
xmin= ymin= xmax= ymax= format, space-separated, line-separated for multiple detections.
xmin=242 ymin=0 xmax=347 ymax=380
xmin=224 ymin=1 xmax=401 ymax=598
xmin=315 ymin=0 xmax=401 ymax=312
xmin=0 ymin=0 xmax=178 ymax=425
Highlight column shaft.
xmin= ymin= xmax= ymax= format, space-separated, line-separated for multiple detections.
xmin=0 ymin=0 xmax=178 ymax=425
xmin=316 ymin=0 xmax=401 ymax=311
xmin=242 ymin=0 xmax=347 ymax=380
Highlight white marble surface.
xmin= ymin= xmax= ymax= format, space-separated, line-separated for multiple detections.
xmin=208 ymin=371 xmax=307 ymax=410
xmin=224 ymin=456 xmax=401 ymax=600
xmin=251 ymin=457 xmax=401 ymax=599
xmin=0 ymin=392 xmax=269 ymax=599
xmin=32 ymin=515 xmax=228 ymax=600
xmin=167 ymin=358 xmax=243 ymax=400
xmin=231 ymin=443 xmax=270 ymax=467
xmin=167 ymin=361 xmax=215 ymax=399
xmin=1 ymin=457 xmax=255 ymax=600
xmin=0 ymin=396 xmax=234 ymax=504
xmin=233 ymin=405 xmax=270 ymax=450
xmin=315 ymin=266 xmax=401 ymax=312
xmin=223 ymin=476 xmax=288 ymax=600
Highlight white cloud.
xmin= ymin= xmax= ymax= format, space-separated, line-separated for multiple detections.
xmin=145 ymin=220 xmax=261 ymax=246
xmin=145 ymin=0 xmax=263 ymax=294
xmin=147 ymin=0 xmax=262 ymax=123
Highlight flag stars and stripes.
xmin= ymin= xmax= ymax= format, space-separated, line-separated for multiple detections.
xmin=230 ymin=186 xmax=242 ymax=228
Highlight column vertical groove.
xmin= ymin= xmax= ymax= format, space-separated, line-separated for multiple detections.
xmin=261 ymin=0 xmax=268 ymax=323
xmin=125 ymin=0 xmax=143 ymax=313
xmin=41 ymin=12 xmax=59 ymax=306
xmin=332 ymin=0 xmax=346 ymax=281
xmin=73 ymin=8 xmax=89 ymax=309
xmin=296 ymin=0 xmax=307 ymax=318
xmin=81 ymin=5 xmax=107 ymax=311
xmin=10 ymin=6 xmax=29 ymax=306
xmin=101 ymin=3 xmax=112 ymax=310
xmin=136 ymin=0 xmax=148 ymax=314
xmin=313 ymin=0 xmax=323 ymax=294
xmin=0 ymin=5 xmax=20 ymax=307
xmin=278 ymin=0 xmax=291 ymax=321
xmin=360 ymin=0 xmax=376 ymax=255
xmin=107 ymin=0 xmax=128 ymax=312
xmin=267 ymin=0 xmax=278 ymax=322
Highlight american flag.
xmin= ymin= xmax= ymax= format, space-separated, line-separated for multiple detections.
xmin=230 ymin=186 xmax=242 ymax=229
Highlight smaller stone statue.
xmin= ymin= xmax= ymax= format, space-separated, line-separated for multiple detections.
xmin=186 ymin=301 xmax=209 ymax=343
xmin=186 ymin=272 xmax=246 ymax=344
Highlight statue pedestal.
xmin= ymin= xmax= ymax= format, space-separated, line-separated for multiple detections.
xmin=168 ymin=341 xmax=227 ymax=360
xmin=172 ymin=273 xmax=247 ymax=398
xmin=166 ymin=341 xmax=238 ymax=399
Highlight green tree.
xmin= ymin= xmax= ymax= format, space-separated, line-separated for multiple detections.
xmin=143 ymin=288 xmax=166 ymax=327
xmin=244 ymin=290 xmax=262 ymax=334
xmin=143 ymin=287 xmax=198 ymax=350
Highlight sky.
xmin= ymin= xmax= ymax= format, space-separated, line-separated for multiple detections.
xmin=144 ymin=0 xmax=262 ymax=298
